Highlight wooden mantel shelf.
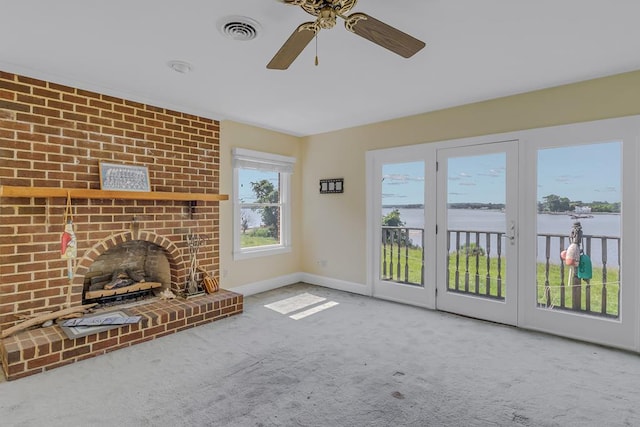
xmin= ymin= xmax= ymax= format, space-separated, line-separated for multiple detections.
xmin=0 ymin=185 xmax=229 ymax=202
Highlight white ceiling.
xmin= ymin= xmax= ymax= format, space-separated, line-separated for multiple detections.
xmin=2 ymin=0 xmax=640 ymax=136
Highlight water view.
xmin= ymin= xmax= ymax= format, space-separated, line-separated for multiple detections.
xmin=380 ymin=141 xmax=621 ymax=317
xmin=382 ymin=207 xmax=620 ymax=266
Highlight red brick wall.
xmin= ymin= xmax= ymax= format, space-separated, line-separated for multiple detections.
xmin=0 ymin=71 xmax=221 ymax=330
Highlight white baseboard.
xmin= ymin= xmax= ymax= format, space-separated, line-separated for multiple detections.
xmin=228 ymin=272 xmax=304 ymax=296
xmin=226 ymin=272 xmax=370 ymax=297
xmin=299 ymin=273 xmax=370 ymax=296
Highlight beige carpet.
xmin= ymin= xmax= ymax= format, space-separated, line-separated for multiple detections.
xmin=1 ymin=282 xmax=639 ymax=426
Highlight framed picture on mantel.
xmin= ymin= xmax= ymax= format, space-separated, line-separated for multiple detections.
xmin=99 ymin=162 xmax=151 ymax=192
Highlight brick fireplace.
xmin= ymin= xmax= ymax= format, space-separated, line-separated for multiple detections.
xmin=0 ymin=71 xmax=242 ymax=380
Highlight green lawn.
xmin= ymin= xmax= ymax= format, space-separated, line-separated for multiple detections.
xmin=447 ymin=254 xmax=507 ymax=298
xmin=381 ymin=246 xmax=620 ymax=317
xmin=536 ymin=262 xmax=619 ymax=316
xmin=241 ymin=228 xmax=278 ymax=248
xmin=380 ymin=245 xmax=424 ymax=284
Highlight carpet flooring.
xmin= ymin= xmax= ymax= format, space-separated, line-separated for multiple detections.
xmin=1 ymin=282 xmax=639 ymax=426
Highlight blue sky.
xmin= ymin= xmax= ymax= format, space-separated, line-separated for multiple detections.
xmin=447 ymin=153 xmax=506 ymax=204
xmin=381 ymin=141 xmax=621 ymax=205
xmin=382 ymin=161 xmax=425 ymax=205
xmin=238 ymin=169 xmax=278 ymax=203
xmin=537 ymin=141 xmax=620 ymax=203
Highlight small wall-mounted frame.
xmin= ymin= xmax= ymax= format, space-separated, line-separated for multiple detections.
xmin=99 ymin=162 xmax=151 ymax=192
xmin=319 ymin=178 xmax=344 ymax=194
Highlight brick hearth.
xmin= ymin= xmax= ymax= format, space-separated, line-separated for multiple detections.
xmin=1 ymin=290 xmax=242 ymax=380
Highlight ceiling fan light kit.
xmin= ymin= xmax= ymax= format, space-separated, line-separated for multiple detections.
xmin=268 ymin=0 xmax=425 ymax=70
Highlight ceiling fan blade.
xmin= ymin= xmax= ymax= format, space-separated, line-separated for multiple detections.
xmin=344 ymin=13 xmax=425 ymax=58
xmin=267 ymin=22 xmax=318 ymax=70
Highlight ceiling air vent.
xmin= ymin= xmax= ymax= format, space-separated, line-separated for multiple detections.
xmin=218 ymin=16 xmax=261 ymax=41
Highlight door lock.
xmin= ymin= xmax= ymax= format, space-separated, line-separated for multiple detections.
xmin=507 ymin=220 xmax=516 ymax=244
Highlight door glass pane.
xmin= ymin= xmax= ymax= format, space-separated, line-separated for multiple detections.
xmin=380 ymin=162 xmax=425 ymax=286
xmin=536 ymin=141 xmax=621 ymax=318
xmin=446 ymin=153 xmax=507 ymax=300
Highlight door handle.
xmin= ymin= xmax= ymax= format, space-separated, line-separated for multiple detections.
xmin=506 ymin=220 xmax=516 ymax=244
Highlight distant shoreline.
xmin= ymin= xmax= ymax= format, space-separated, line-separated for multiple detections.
xmin=383 ymin=205 xmax=620 ymax=215
xmin=382 ymin=204 xmax=424 ymax=209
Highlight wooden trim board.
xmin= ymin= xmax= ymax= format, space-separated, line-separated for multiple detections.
xmin=0 ymin=185 xmax=229 ymax=202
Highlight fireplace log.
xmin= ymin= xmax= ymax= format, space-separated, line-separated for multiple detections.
xmin=84 ymin=281 xmax=162 ymax=300
xmin=104 ymin=278 xmax=135 ymax=290
xmin=1 ymin=304 xmax=97 ymax=339
xmin=58 ymin=312 xmax=83 ymax=320
xmin=16 ymin=311 xmax=53 ymax=320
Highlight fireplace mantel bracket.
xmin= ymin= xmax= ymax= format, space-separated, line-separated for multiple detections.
xmin=0 ymin=185 xmax=229 ymax=204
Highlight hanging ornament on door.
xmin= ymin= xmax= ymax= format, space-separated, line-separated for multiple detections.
xmin=60 ymin=191 xmax=77 ymax=279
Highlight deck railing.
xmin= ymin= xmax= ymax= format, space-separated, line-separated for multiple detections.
xmin=447 ymin=230 xmax=505 ymax=300
xmin=380 ymin=227 xmax=621 ymax=318
xmin=381 ymin=226 xmax=424 ymax=285
xmin=538 ymin=233 xmax=620 ymax=318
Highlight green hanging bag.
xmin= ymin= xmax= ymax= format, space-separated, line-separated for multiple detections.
xmin=577 ymin=254 xmax=593 ymax=280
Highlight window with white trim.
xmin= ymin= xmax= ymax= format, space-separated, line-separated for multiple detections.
xmin=232 ymin=148 xmax=295 ymax=259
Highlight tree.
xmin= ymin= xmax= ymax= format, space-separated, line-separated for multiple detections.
xmin=591 ymin=201 xmax=619 ymax=213
xmin=382 ymin=209 xmax=413 ymax=247
xmin=240 ymin=211 xmax=249 ymax=234
xmin=382 ymin=209 xmax=405 ymax=227
xmin=541 ymin=194 xmax=571 ymax=212
xmin=250 ymin=179 xmax=279 ymax=239
xmin=458 ymin=243 xmax=485 ymax=256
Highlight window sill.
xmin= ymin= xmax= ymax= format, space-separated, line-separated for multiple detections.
xmin=233 ymin=245 xmax=292 ymax=261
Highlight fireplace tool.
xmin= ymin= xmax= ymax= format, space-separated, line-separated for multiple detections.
xmin=186 ymin=233 xmax=204 ymax=295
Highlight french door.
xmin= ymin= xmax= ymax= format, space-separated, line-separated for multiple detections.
xmin=368 ymin=116 xmax=640 ymax=351
xmin=518 ymin=118 xmax=637 ymax=351
xmin=367 ymin=146 xmax=434 ymax=308
xmin=436 ymin=141 xmax=519 ymax=325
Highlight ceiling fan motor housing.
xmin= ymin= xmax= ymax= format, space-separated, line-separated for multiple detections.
xmin=301 ymin=0 xmax=358 ymax=18
xmin=318 ymin=7 xmax=337 ymax=29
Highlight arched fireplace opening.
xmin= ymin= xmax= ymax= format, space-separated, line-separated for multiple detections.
xmin=82 ymin=240 xmax=171 ymax=305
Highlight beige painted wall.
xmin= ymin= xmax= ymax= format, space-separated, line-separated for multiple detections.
xmin=219 ymin=121 xmax=302 ymax=288
xmin=219 ymin=70 xmax=640 ymax=289
xmin=301 ymin=70 xmax=640 ymax=285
